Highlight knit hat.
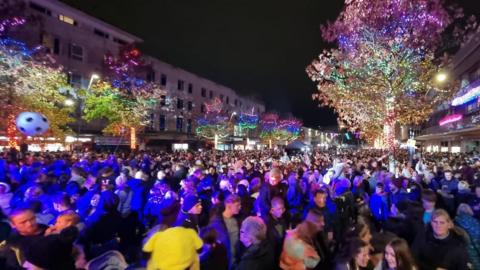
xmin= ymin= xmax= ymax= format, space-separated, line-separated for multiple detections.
xmin=24 ymin=227 xmax=78 ymax=270
xmin=182 ymin=195 xmax=201 ymax=213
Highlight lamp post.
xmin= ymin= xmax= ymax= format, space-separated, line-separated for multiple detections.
xmin=75 ymin=74 xmax=100 ymax=149
xmin=87 ymin=73 xmax=100 ymax=91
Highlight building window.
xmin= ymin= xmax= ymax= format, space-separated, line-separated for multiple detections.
xmin=53 ymin=38 xmax=60 ymax=54
xmin=29 ymin=3 xmax=51 ymax=16
xmin=234 ymin=99 xmax=238 ymax=106
xmin=188 ymin=83 xmax=193 ymax=94
xmin=160 ymin=95 xmax=166 ymax=106
xmin=220 ymin=94 xmax=224 ymax=101
xmin=226 ymin=96 xmax=229 ymax=104
xmin=177 ymin=99 xmax=184 ymax=109
xmin=146 ymin=71 xmax=155 ymax=82
xmin=69 ymin=44 xmax=83 ymax=61
xmin=94 ymin=28 xmax=109 ymax=39
xmin=159 ymin=115 xmax=166 ymax=131
xmin=187 ymin=101 xmax=192 ymax=111
xmin=201 ymin=104 xmax=205 ymax=113
xmin=113 ymin=37 xmax=127 ymax=45
xmin=209 ymin=90 xmax=213 ymax=99
xmin=148 ymin=113 xmax=155 ymax=130
xmin=58 ymin=15 xmax=76 ymax=25
xmin=160 ymin=74 xmax=167 ymax=86
xmin=41 ymin=34 xmax=60 ymax=55
xmin=176 ymin=117 xmax=183 ymax=132
xmin=187 ymin=119 xmax=192 ymax=133
xmin=201 ymin=88 xmax=206 ymax=97
xmin=68 ymin=73 xmax=82 ymax=87
xmin=177 ymin=80 xmax=184 ymax=90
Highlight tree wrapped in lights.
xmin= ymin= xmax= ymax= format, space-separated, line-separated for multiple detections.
xmin=237 ymin=111 xmax=259 ymax=130
xmin=277 ymin=118 xmax=303 ymax=142
xmin=196 ymin=98 xmax=230 ymax=140
xmin=82 ymin=81 xmax=156 ymax=135
xmin=259 ymin=112 xmax=280 ymax=143
xmin=104 ymin=45 xmax=162 ymax=96
xmin=260 ymin=113 xmax=302 ymax=144
xmin=92 ymin=45 xmax=165 ymax=136
xmin=0 ymin=16 xmax=73 ymax=146
xmin=307 ymin=0 xmax=467 ymax=148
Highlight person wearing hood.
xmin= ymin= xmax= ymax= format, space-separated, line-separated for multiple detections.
xmin=234 ymin=216 xmax=274 ymax=270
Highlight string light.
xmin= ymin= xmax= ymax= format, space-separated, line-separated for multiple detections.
xmin=238 ymin=112 xmax=259 ymax=129
xmin=196 ymin=98 xmax=230 ymax=140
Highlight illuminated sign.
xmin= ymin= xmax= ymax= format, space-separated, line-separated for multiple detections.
xmin=439 ymin=114 xmax=463 ymax=126
xmin=452 ymin=81 xmax=480 ymax=106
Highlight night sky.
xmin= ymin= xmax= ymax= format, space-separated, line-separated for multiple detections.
xmin=60 ymin=0 xmax=479 ymax=128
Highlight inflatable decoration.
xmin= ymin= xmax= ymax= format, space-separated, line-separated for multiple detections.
xmin=15 ymin=112 xmax=49 ymax=136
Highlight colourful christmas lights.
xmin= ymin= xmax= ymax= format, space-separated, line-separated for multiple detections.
xmin=237 ymin=112 xmax=259 ymax=129
xmin=307 ymin=0 xmax=462 ymax=145
xmin=439 ymin=113 xmax=463 ymax=126
xmin=196 ymin=98 xmax=230 ymax=140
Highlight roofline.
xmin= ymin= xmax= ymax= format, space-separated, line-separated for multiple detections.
xmin=30 ymin=0 xmax=143 ymax=43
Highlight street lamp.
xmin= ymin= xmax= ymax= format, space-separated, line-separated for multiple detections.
xmin=436 ymin=72 xmax=447 ymax=83
xmin=87 ymin=73 xmax=100 ymax=90
xmin=229 ymin=111 xmax=237 ymax=121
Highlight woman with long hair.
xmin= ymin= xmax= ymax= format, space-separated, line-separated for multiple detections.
xmin=381 ymin=238 xmax=417 ymax=270
xmin=335 ymin=237 xmax=370 ymax=270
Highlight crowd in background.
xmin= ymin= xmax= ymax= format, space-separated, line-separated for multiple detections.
xmin=0 ymin=146 xmax=478 ymax=270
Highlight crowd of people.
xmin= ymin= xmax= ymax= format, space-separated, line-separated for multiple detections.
xmin=0 ymin=146 xmax=479 ymax=270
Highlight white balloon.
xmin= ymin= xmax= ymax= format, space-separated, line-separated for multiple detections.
xmin=15 ymin=112 xmax=50 ymax=136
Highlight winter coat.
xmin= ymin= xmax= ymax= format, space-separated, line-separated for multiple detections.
xmin=256 ymin=183 xmax=287 ymax=217
xmin=412 ymin=225 xmax=470 ymax=270
xmin=369 ymin=193 xmax=389 ymax=222
xmin=455 ymin=213 xmax=480 ymax=270
xmin=234 ymin=240 xmax=275 ymax=270
xmin=209 ymin=214 xmax=240 ymax=267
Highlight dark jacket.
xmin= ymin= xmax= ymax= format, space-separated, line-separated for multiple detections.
xmin=412 ymin=225 xmax=470 ymax=270
xmin=200 ymin=242 xmax=229 ymax=270
xmin=256 ymin=183 xmax=287 ymax=217
xmin=264 ymin=213 xmax=289 ymax=268
xmin=234 ymin=240 xmax=275 ymax=270
xmin=209 ymin=214 xmax=240 ymax=267
xmin=455 ymin=213 xmax=480 ymax=270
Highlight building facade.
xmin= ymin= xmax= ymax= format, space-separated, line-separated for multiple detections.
xmin=416 ymin=31 xmax=480 ymax=153
xmin=13 ymin=0 xmax=265 ymax=150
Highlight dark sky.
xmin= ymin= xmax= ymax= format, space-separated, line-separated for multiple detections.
xmin=60 ymin=0 xmax=479 ymax=128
